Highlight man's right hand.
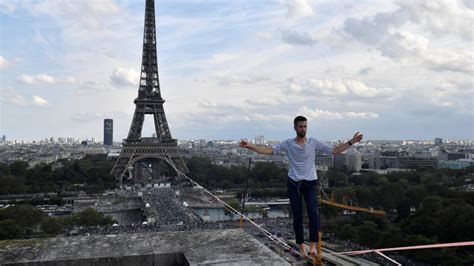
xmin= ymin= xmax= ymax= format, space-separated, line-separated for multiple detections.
xmin=239 ymin=140 xmax=252 ymax=149
xmin=239 ymin=140 xmax=273 ymax=155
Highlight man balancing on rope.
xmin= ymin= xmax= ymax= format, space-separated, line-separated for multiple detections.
xmin=239 ymin=115 xmax=363 ymax=258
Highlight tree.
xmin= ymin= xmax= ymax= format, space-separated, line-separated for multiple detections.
xmin=405 ymin=215 xmax=438 ymax=237
xmin=71 ymin=208 xmax=114 ymax=226
xmin=355 ymin=221 xmax=381 ymax=247
xmin=0 ymin=204 xmax=44 ymax=228
xmin=9 ymin=161 xmax=29 ymax=177
xmin=339 ymin=224 xmax=356 ymax=240
xmin=436 ymin=204 xmax=474 ymax=242
xmin=417 ymin=196 xmax=443 ymax=216
xmin=327 ymin=169 xmax=348 ymax=187
xmin=0 ymin=163 xmax=11 ymax=177
xmin=379 ymin=226 xmax=405 ymax=248
xmin=406 ymin=185 xmax=428 ymax=207
xmin=41 ymin=217 xmax=64 ymax=235
xmin=0 ymin=219 xmax=23 ymax=240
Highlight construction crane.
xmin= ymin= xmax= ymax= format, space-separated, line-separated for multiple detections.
xmin=319 ymin=190 xmax=386 ymax=216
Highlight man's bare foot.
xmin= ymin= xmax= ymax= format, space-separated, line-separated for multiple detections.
xmin=310 ymin=242 xmax=317 ymax=257
xmin=299 ymin=243 xmax=307 ymax=258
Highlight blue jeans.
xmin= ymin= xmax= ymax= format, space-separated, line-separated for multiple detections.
xmin=287 ymin=178 xmax=319 ymax=244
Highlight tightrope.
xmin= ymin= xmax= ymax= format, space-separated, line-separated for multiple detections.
xmin=162 ymin=157 xmax=313 ymax=261
xmin=327 ymin=241 xmax=474 ymax=256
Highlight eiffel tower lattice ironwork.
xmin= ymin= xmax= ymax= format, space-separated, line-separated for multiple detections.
xmin=111 ymin=0 xmax=188 ymax=187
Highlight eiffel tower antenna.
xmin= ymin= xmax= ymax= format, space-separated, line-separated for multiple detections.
xmin=111 ymin=0 xmax=188 ymax=187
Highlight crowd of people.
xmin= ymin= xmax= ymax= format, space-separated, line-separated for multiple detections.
xmin=67 ymin=220 xmax=239 ymax=237
xmin=142 ymin=188 xmax=203 ymax=226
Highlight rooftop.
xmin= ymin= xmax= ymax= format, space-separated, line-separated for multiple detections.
xmin=0 ymin=229 xmax=289 ymax=265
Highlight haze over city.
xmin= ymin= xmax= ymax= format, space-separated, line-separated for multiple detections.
xmin=1 ymin=0 xmax=473 ymax=141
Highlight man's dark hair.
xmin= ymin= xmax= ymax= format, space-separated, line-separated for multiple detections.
xmin=293 ymin=116 xmax=307 ymax=127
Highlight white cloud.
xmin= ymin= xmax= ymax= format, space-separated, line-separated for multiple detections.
xmin=398 ymin=0 xmax=473 ymax=41
xmin=281 ymin=30 xmax=317 ymax=46
xmin=70 ymin=112 xmax=104 ymax=122
xmin=245 ymin=97 xmax=282 ymax=106
xmin=287 ymin=0 xmax=313 ymax=18
xmin=213 ymin=73 xmax=270 ymax=86
xmin=425 ymin=50 xmax=474 ymax=73
xmin=0 ymin=56 xmax=8 ymax=69
xmin=31 ymin=0 xmax=120 ymax=30
xmin=0 ymin=89 xmax=50 ymax=107
xmin=253 ymin=113 xmax=292 ymax=121
xmin=0 ymin=89 xmax=29 ymax=106
xmin=110 ymin=67 xmax=140 ymax=88
xmin=17 ymin=74 xmax=56 ymax=85
xmin=299 ymin=106 xmax=378 ymax=120
xmin=286 ymin=78 xmax=396 ymax=99
xmin=75 ymin=80 xmax=108 ymax=95
xmin=0 ymin=0 xmax=17 ymax=13
xmin=342 ymin=0 xmax=473 ymax=61
xmin=32 ymin=95 xmax=49 ymax=106
xmin=210 ymin=53 xmax=238 ymax=64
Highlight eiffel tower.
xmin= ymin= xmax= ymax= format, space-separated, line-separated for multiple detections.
xmin=111 ymin=0 xmax=187 ymax=187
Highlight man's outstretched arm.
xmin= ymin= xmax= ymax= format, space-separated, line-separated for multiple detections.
xmin=332 ymin=132 xmax=363 ymax=155
xmin=239 ymin=140 xmax=273 ymax=155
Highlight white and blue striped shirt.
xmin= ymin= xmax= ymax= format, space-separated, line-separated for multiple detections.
xmin=273 ymin=138 xmax=333 ymax=182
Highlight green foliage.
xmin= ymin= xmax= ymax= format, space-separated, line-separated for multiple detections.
xmin=0 ymin=204 xmax=44 ymax=228
xmin=70 ymin=208 xmax=115 ymax=226
xmin=0 ymin=155 xmax=117 ymax=195
xmin=339 ymin=224 xmax=356 ymax=240
xmin=355 ymin=221 xmax=381 ymax=246
xmin=327 ymin=169 xmax=349 ymax=187
xmin=0 ymin=163 xmax=11 ymax=177
xmin=9 ymin=161 xmax=29 ymax=177
xmin=187 ymin=156 xmax=287 ymax=191
xmin=40 ymin=217 xmax=64 ymax=235
xmin=0 ymin=176 xmax=27 ymax=194
xmin=0 ymin=219 xmax=23 ymax=240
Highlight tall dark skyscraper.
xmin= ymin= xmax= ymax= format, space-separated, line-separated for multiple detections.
xmin=104 ymin=119 xmax=113 ymax=146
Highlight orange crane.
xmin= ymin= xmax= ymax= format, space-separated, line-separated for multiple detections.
xmin=319 ymin=190 xmax=386 ymax=216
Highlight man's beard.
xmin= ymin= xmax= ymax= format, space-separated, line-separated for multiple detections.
xmin=297 ymin=131 xmax=306 ymax=137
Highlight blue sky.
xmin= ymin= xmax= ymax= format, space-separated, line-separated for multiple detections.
xmin=0 ymin=0 xmax=473 ymax=142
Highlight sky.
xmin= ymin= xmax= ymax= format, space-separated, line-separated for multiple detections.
xmin=0 ymin=0 xmax=473 ymax=142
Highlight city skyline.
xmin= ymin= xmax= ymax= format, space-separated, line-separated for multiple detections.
xmin=1 ymin=0 xmax=473 ymax=141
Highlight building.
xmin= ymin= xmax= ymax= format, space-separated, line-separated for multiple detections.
xmin=103 ymin=119 xmax=113 ymax=146
xmin=333 ymin=153 xmax=347 ymax=171
xmin=380 ymin=156 xmax=400 ymax=169
xmin=399 ymin=156 xmax=437 ymax=169
xmin=438 ymin=159 xmax=474 ymax=169
xmin=315 ymin=154 xmax=333 ymax=168
xmin=255 ymin=135 xmax=264 ymax=145
xmin=1 ymin=135 xmax=5 ymax=144
xmin=434 ymin=138 xmax=443 ymax=146
xmin=333 ymin=152 xmax=362 ymax=172
xmin=347 ymin=153 xmax=362 ymax=172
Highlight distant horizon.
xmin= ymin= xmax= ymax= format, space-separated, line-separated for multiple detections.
xmin=1 ymin=1 xmax=473 ymax=141
xmin=2 ymin=135 xmax=473 ymax=143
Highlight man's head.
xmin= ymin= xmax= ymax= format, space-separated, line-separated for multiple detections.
xmin=293 ymin=116 xmax=307 ymax=137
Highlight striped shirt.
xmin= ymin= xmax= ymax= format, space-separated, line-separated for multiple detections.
xmin=273 ymin=138 xmax=333 ymax=182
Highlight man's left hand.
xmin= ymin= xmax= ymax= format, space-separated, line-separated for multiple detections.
xmin=351 ymin=132 xmax=363 ymax=144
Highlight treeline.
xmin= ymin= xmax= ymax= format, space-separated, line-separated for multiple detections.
xmin=186 ymin=156 xmax=287 ymax=190
xmin=0 ymin=155 xmax=117 ymax=195
xmin=0 ymin=205 xmax=115 ymax=240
